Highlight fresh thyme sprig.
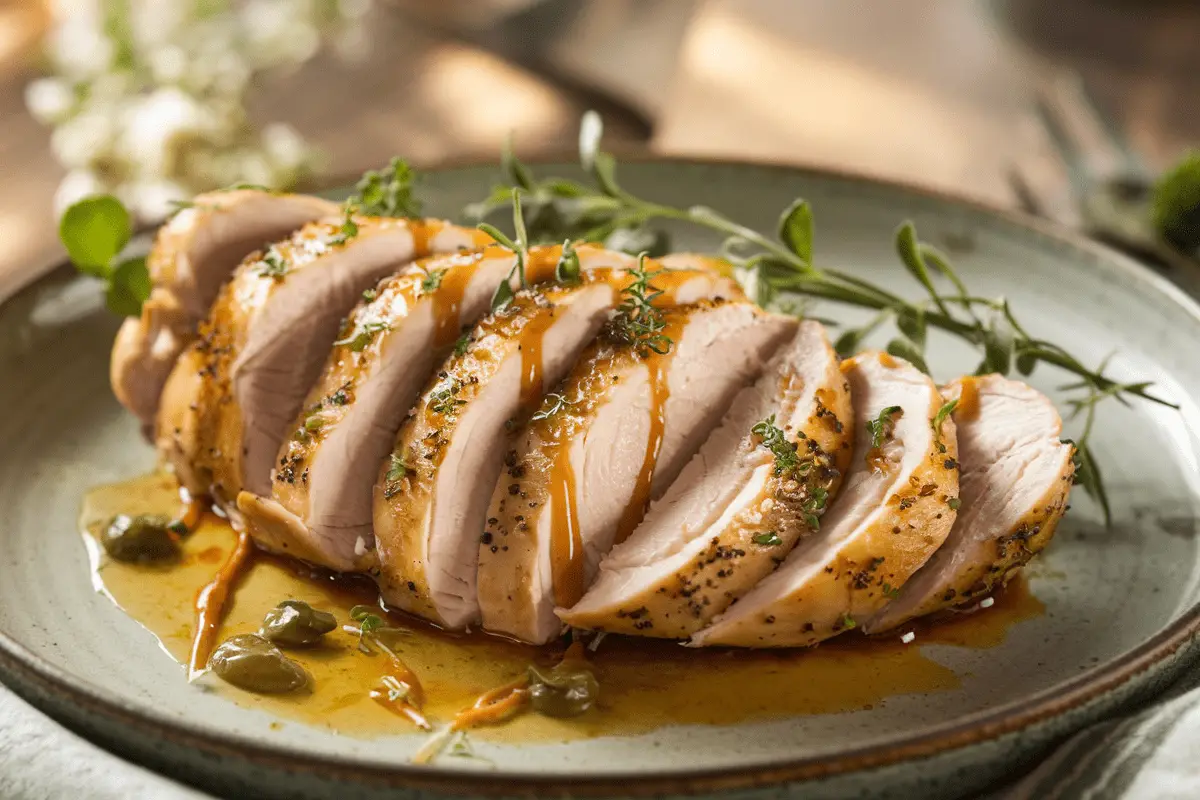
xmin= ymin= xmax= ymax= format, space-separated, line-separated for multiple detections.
xmin=353 ymin=158 xmax=422 ymax=218
xmin=468 ymin=111 xmax=1177 ymax=521
xmin=607 ymin=254 xmax=672 ymax=355
xmin=478 ymin=188 xmax=530 ymax=310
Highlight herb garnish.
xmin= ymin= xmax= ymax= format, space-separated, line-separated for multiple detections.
xmin=334 ymin=320 xmax=390 ymax=352
xmin=867 ymin=406 xmax=902 ymax=449
xmin=328 ymin=204 xmax=360 ymax=247
xmin=556 ymin=239 xmax=581 ymax=283
xmin=753 ymin=531 xmax=782 ymax=547
xmin=532 ymin=393 xmax=574 ymax=422
xmin=254 ymin=248 xmax=289 ymax=280
xmin=362 ymin=288 xmax=378 ymax=301
xmin=478 ymin=189 xmax=530 ymax=310
xmin=751 ymin=414 xmax=799 ymax=476
xmin=931 ymin=398 xmax=957 ymax=453
xmin=467 ymin=112 xmax=1176 ymax=520
xmin=353 ymin=158 xmax=422 ymax=218
xmin=429 ymin=379 xmax=465 ymax=416
xmin=453 ymin=333 xmax=471 ymax=357
xmin=947 ymin=497 xmax=962 ymax=511
xmin=422 ymin=269 xmax=446 ymax=293
xmin=839 ymin=613 xmax=857 ymax=631
xmin=349 ymin=605 xmax=385 ymax=653
xmin=607 ymin=254 xmax=672 ymax=355
xmin=802 ymin=486 xmax=828 ymax=530
xmin=882 ymin=583 xmax=901 ymax=600
xmin=58 ymin=195 xmax=150 ymax=316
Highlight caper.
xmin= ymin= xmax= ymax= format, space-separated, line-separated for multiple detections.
xmin=101 ymin=514 xmax=179 ymax=562
xmin=527 ymin=662 xmax=599 ymax=718
xmin=259 ymin=600 xmax=337 ymax=647
xmin=208 ymin=634 xmax=311 ymax=694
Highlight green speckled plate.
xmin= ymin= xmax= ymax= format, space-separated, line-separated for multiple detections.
xmin=3 ymin=159 xmax=1200 ymax=800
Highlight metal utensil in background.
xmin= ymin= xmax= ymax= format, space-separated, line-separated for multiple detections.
xmin=1010 ymin=69 xmax=1200 ymax=288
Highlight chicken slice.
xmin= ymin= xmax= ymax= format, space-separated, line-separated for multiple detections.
xmin=112 ymin=190 xmax=337 ymax=426
xmin=864 ymin=374 xmax=1074 ymax=632
xmin=373 ymin=266 xmax=742 ymax=630
xmin=156 ymin=217 xmax=490 ymax=510
xmin=238 ymin=244 xmax=637 ymax=571
xmin=480 ymin=300 xmax=797 ymax=644
xmin=560 ymin=321 xmax=853 ymax=640
xmin=690 ymin=352 xmax=960 ymax=648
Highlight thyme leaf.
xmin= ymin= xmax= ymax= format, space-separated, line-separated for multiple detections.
xmin=334 ymin=320 xmax=390 ymax=352
xmin=607 ymin=253 xmax=672 ymax=355
xmin=753 ymin=531 xmax=782 ymax=547
xmin=751 ymin=414 xmax=798 ymax=475
xmin=422 ymin=269 xmax=445 ymax=293
xmin=867 ymin=406 xmax=902 ymax=449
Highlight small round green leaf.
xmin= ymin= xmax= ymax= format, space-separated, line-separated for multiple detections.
xmin=105 ymin=257 xmax=151 ymax=317
xmin=777 ymin=199 xmax=814 ymax=263
xmin=59 ymin=195 xmax=131 ymax=277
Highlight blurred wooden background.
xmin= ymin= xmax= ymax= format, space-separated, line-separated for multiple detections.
xmin=2 ymin=0 xmax=1198 ymax=296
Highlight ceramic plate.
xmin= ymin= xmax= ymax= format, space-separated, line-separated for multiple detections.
xmin=3 ymin=159 xmax=1200 ymax=800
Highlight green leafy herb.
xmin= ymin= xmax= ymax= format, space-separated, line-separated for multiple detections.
xmin=607 ymin=254 xmax=672 ymax=355
xmin=479 ymin=189 xmax=531 ymax=310
xmin=839 ymin=613 xmax=857 ymax=631
xmin=556 ymin=240 xmax=581 ymax=283
xmin=328 ymin=204 xmax=360 ymax=246
xmin=386 ymin=452 xmax=409 ymax=482
xmin=753 ymin=531 xmax=782 ymax=547
xmin=532 ymin=393 xmax=574 ymax=422
xmin=932 ymin=398 xmax=958 ymax=453
xmin=802 ymin=486 xmax=828 ymax=530
xmin=362 ymin=288 xmax=378 ymax=302
xmin=254 ymin=249 xmax=289 ymax=280
xmin=349 ymin=605 xmax=386 ymax=653
xmin=751 ymin=414 xmax=798 ymax=476
xmin=453 ymin=333 xmax=471 ymax=357
xmin=947 ymin=497 xmax=962 ymax=511
xmin=1152 ymin=150 xmax=1200 ymax=252
xmin=58 ymin=195 xmax=151 ymax=317
xmin=422 ymin=269 xmax=446 ymax=293
xmin=352 ymin=158 xmax=422 ymax=218
xmin=867 ymin=406 xmax=902 ymax=449
xmin=882 ymin=583 xmax=901 ymax=600
xmin=334 ymin=320 xmax=390 ymax=352
xmin=429 ymin=379 xmax=464 ymax=415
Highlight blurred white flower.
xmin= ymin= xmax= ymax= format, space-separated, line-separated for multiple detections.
xmin=30 ymin=0 xmax=375 ymax=221
xmin=25 ymin=78 xmax=75 ymax=125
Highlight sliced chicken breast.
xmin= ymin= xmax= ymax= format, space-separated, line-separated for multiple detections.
xmin=480 ymin=300 xmax=797 ymax=644
xmin=373 ymin=266 xmax=742 ymax=630
xmin=690 ymin=352 xmax=959 ymax=648
xmin=156 ymin=217 xmax=489 ymax=508
xmin=864 ymin=374 xmax=1074 ymax=632
xmin=560 ymin=321 xmax=853 ymax=640
xmin=239 ymin=244 xmax=637 ymax=571
xmin=111 ymin=190 xmax=338 ymax=425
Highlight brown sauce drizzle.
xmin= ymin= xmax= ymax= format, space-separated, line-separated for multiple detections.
xmin=549 ymin=445 xmax=585 ymax=608
xmin=430 ymin=260 xmax=476 ymax=348
xmin=410 ymin=218 xmax=440 ymax=255
xmin=614 ymin=351 xmax=672 ymax=545
xmin=188 ymin=528 xmax=255 ymax=676
xmin=524 ymin=245 xmax=565 ymax=284
xmin=955 ymin=376 xmax=981 ymax=421
xmin=517 ymin=308 xmax=557 ymax=410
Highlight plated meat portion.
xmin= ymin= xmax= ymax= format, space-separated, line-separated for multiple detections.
xmin=864 ymin=375 xmax=1074 ymax=633
xmin=560 ymin=321 xmax=853 ymax=639
xmin=690 ymin=352 xmax=959 ymax=648
xmin=480 ymin=300 xmax=795 ymax=644
xmin=240 ymin=244 xmax=636 ymax=572
xmin=112 ymin=190 xmax=338 ymax=426
xmin=372 ymin=266 xmax=742 ymax=630
xmin=156 ymin=216 xmax=488 ymax=510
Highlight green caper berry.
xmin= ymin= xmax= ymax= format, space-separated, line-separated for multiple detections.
xmin=259 ymin=600 xmax=337 ymax=647
xmin=208 ymin=634 xmax=311 ymax=694
xmin=527 ymin=663 xmax=599 ymax=718
xmin=101 ymin=514 xmax=179 ymax=562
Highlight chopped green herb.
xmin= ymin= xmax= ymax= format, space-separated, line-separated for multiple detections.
xmin=334 ymin=320 xmax=391 ymax=352
xmin=362 ymin=288 xmax=378 ymax=301
xmin=453 ymin=333 xmax=471 ymax=357
xmin=429 ymin=379 xmax=465 ymax=415
xmin=386 ymin=452 xmax=409 ymax=482
xmin=349 ymin=605 xmax=385 ymax=653
xmin=882 ymin=583 xmax=901 ymax=600
xmin=422 ymin=269 xmax=446 ymax=293
xmin=751 ymin=414 xmax=798 ymax=476
xmin=352 ymin=158 xmax=422 ymax=218
xmin=753 ymin=531 xmax=782 ymax=546
xmin=255 ymin=249 xmax=289 ymax=280
xmin=867 ymin=406 xmax=902 ymax=449
xmin=532 ymin=393 xmax=573 ymax=422
xmin=839 ymin=613 xmax=857 ymax=631
xmin=948 ymin=497 xmax=962 ymax=511
xmin=328 ymin=205 xmax=360 ymax=246
xmin=606 ymin=254 xmax=672 ymax=355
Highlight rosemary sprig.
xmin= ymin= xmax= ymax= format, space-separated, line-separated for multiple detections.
xmin=467 ymin=111 xmax=1177 ymax=521
xmin=607 ymin=254 xmax=672 ymax=355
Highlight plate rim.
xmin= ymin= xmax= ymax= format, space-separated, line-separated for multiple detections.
xmin=4 ymin=154 xmax=1200 ymax=796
